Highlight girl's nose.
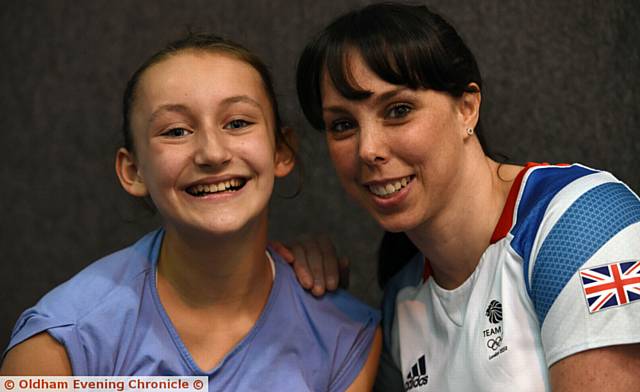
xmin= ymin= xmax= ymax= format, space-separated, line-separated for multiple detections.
xmin=193 ymin=128 xmax=232 ymax=168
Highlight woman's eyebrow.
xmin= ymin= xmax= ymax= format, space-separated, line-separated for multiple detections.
xmin=322 ymin=105 xmax=349 ymax=114
xmin=322 ymin=87 xmax=410 ymax=113
xmin=373 ymin=87 xmax=409 ymax=105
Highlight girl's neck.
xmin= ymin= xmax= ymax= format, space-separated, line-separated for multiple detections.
xmin=407 ymin=155 xmax=521 ymax=290
xmin=157 ymin=212 xmax=273 ymax=310
xmin=155 ymin=212 xmax=274 ymax=372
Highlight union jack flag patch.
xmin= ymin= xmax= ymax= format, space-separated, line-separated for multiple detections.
xmin=579 ymin=260 xmax=640 ymax=313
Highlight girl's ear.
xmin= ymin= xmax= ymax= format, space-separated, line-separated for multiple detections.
xmin=274 ymin=127 xmax=297 ymax=178
xmin=458 ymin=82 xmax=481 ymax=134
xmin=115 ymin=148 xmax=149 ymax=197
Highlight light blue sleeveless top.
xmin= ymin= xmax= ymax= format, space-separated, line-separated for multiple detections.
xmin=6 ymin=230 xmax=379 ymax=391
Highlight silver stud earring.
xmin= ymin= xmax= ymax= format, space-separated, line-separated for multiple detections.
xmin=466 ymin=128 xmax=474 ymax=135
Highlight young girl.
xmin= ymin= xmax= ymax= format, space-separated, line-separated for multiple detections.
xmin=2 ymin=33 xmax=381 ymax=391
xmin=292 ymin=2 xmax=640 ymax=391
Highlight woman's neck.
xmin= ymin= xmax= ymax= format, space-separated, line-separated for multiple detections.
xmin=407 ymin=155 xmax=521 ymax=290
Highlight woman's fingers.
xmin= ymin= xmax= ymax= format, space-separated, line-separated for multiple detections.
xmin=288 ymin=242 xmax=314 ymax=289
xmin=271 ymin=236 xmax=348 ymax=296
xmin=319 ymin=236 xmax=339 ymax=291
xmin=302 ymin=238 xmax=327 ymax=296
xmin=270 ymin=241 xmax=295 ymax=263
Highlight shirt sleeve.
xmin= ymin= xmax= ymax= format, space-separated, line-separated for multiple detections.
xmin=527 ymin=179 xmax=640 ymax=365
xmin=327 ymin=292 xmax=381 ymax=392
xmin=4 ymin=307 xmax=89 ymax=375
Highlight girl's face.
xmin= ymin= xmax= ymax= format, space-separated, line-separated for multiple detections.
xmin=320 ymin=51 xmax=477 ymax=233
xmin=117 ymin=51 xmax=293 ymax=238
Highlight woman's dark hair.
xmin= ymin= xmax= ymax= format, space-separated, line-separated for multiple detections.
xmin=122 ymin=32 xmax=285 ymax=153
xmin=296 ymin=2 xmax=492 ymax=156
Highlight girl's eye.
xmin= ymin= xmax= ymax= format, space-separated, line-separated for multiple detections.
xmin=224 ymin=119 xmax=252 ymax=130
xmin=386 ymin=104 xmax=412 ymax=119
xmin=162 ymin=127 xmax=191 ymax=137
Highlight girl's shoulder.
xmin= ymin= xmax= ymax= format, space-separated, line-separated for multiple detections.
xmin=36 ymin=230 xmax=160 ymax=318
xmin=269 ymin=248 xmax=380 ymax=324
xmin=5 ymin=230 xmax=162 ymax=361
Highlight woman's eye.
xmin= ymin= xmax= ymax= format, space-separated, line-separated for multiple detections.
xmin=224 ymin=119 xmax=252 ymax=130
xmin=328 ymin=119 xmax=356 ymax=134
xmin=387 ymin=104 xmax=412 ymax=119
xmin=162 ymin=127 xmax=191 ymax=137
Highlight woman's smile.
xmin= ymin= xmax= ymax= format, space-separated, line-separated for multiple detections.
xmin=322 ymin=51 xmax=472 ymax=233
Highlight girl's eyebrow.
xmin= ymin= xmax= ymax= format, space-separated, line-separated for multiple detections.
xmin=219 ymin=95 xmax=263 ymax=110
xmin=148 ymin=96 xmax=263 ymax=124
xmin=149 ymin=104 xmax=190 ymax=124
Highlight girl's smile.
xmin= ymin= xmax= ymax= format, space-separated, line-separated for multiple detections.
xmin=117 ymin=51 xmax=293 ymax=239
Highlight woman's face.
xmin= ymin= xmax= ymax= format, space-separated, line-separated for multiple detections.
xmin=320 ymin=51 xmax=474 ymax=233
xmin=120 ymin=51 xmax=293 ymax=238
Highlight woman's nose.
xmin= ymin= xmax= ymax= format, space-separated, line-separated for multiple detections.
xmin=358 ymin=124 xmax=389 ymax=166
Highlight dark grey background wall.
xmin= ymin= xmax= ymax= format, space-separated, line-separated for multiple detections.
xmin=1 ymin=1 xmax=638 ymax=350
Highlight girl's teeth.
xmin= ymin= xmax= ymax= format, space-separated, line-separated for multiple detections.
xmin=188 ymin=178 xmax=246 ymax=196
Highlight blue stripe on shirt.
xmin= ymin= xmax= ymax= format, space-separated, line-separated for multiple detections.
xmin=511 ymin=165 xmax=597 ymax=292
xmin=531 ymin=182 xmax=640 ymax=323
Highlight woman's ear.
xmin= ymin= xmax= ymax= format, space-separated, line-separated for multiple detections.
xmin=458 ymin=82 xmax=481 ymax=132
xmin=274 ymin=127 xmax=297 ymax=178
xmin=115 ymin=148 xmax=149 ymax=197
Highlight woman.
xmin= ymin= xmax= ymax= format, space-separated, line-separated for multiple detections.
xmin=2 ymin=32 xmax=381 ymax=391
xmin=293 ymin=3 xmax=640 ymax=391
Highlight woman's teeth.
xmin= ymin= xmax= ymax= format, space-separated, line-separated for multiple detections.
xmin=188 ymin=178 xmax=246 ymax=196
xmin=368 ymin=176 xmax=413 ymax=197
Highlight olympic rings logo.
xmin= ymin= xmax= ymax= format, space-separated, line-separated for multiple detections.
xmin=486 ymin=336 xmax=502 ymax=350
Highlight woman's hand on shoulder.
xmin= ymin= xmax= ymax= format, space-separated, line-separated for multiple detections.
xmin=0 ymin=332 xmax=72 ymax=375
xmin=549 ymin=343 xmax=640 ymax=391
xmin=271 ymin=235 xmax=349 ymax=296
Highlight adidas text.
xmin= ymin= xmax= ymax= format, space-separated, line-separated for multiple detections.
xmin=405 ymin=375 xmax=428 ymax=390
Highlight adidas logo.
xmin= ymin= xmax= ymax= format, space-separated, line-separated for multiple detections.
xmin=404 ymin=355 xmax=428 ymax=390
